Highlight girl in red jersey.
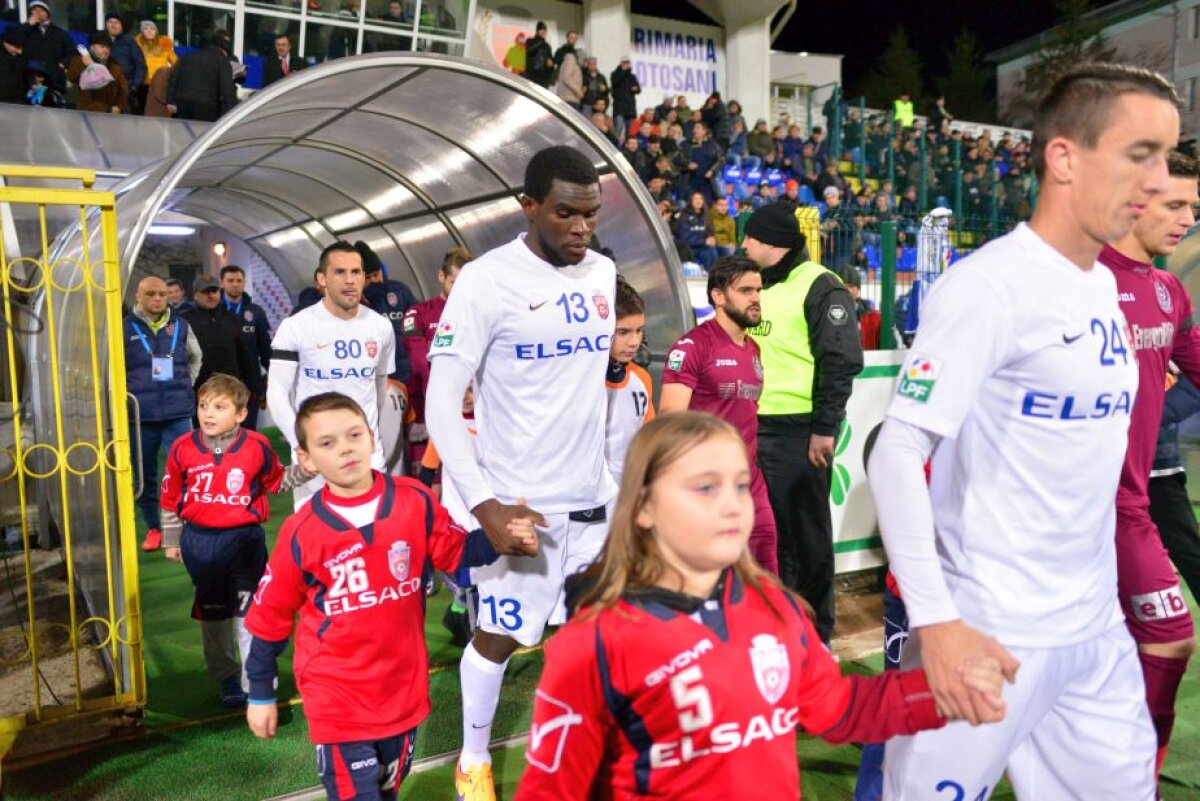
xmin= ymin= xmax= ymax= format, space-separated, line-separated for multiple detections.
xmin=517 ymin=412 xmax=1005 ymax=800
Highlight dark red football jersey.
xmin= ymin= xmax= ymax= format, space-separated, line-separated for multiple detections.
xmin=402 ymin=295 xmax=446 ymax=420
xmin=160 ymin=428 xmax=284 ymax=529
xmin=516 ymin=572 xmax=942 ymax=800
xmin=663 ymin=319 xmax=764 ymax=462
xmin=1101 ymin=245 xmax=1200 ymax=507
xmin=245 ymin=472 xmax=470 ymax=744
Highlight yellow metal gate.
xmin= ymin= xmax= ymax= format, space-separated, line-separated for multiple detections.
xmin=0 ymin=165 xmax=143 ymax=769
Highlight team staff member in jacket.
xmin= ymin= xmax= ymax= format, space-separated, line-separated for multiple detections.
xmin=743 ymin=201 xmax=863 ymax=643
xmin=358 ymin=241 xmax=417 ymax=383
xmin=184 ymin=275 xmax=257 ymax=397
xmin=166 ymin=29 xmax=236 ymax=122
xmin=125 ymin=276 xmax=202 ymax=552
xmin=219 ymin=265 xmax=271 ymax=430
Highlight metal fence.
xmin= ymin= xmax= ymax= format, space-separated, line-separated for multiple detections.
xmin=0 ymin=165 xmax=143 ymax=779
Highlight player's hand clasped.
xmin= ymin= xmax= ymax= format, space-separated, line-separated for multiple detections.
xmin=917 ymin=619 xmax=1020 ymax=725
xmin=474 ymin=497 xmax=544 ymax=556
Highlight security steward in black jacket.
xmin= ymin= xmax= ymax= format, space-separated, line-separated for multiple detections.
xmin=741 ymin=202 xmax=864 ymax=644
xmin=184 ymin=275 xmax=257 ymax=408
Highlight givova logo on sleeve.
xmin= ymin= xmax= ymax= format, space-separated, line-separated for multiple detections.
xmin=897 ymin=355 xmax=942 ymax=403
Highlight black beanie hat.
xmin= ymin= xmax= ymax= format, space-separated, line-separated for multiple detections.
xmin=744 ymin=202 xmax=803 ymax=249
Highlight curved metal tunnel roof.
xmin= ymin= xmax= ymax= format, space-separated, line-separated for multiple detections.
xmin=65 ymin=52 xmax=691 ymax=350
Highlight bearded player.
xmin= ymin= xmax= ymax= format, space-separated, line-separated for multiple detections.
xmin=1100 ymin=149 xmax=1200 ymax=786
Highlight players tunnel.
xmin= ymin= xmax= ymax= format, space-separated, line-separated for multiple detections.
xmin=4 ymin=54 xmax=689 ymax=737
xmin=47 ymin=51 xmax=691 ymax=362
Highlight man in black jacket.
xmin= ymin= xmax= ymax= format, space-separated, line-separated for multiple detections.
xmin=219 ymin=265 xmax=272 ymax=429
xmin=610 ymin=55 xmax=640 ymax=144
xmin=105 ymin=14 xmax=145 ymax=109
xmin=261 ymin=33 xmax=304 ymax=88
xmin=20 ymin=0 xmax=74 ymax=93
xmin=1 ymin=27 xmax=26 ymax=104
xmin=167 ymin=30 xmax=236 ymax=121
xmin=184 ymin=275 xmax=256 ymax=401
xmin=523 ymin=21 xmax=554 ymax=89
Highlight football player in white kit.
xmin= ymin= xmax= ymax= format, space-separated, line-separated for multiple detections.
xmin=868 ymin=64 xmax=1180 ymax=800
xmin=267 ymin=242 xmax=396 ymax=509
xmin=425 ymin=146 xmax=616 ymax=801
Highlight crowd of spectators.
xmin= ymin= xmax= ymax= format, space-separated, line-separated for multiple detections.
xmin=503 ymin=22 xmax=1037 ymax=275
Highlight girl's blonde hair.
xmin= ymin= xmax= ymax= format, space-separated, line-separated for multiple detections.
xmin=574 ymin=411 xmax=783 ymax=616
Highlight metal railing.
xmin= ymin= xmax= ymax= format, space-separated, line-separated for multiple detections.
xmin=0 ymin=165 xmax=142 ymax=780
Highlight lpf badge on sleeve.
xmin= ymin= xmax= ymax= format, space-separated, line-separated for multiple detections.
xmin=749 ymin=634 xmax=790 ymax=704
xmin=388 ymin=541 xmax=411 ymax=581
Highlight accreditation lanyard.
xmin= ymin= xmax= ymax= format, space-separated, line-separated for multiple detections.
xmin=132 ymin=318 xmax=181 ymax=382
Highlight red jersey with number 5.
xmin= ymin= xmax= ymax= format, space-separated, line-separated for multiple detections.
xmin=515 ymin=571 xmax=943 ymax=800
xmin=160 ymin=428 xmax=284 ymax=529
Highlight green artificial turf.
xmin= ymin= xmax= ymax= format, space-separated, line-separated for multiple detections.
xmin=3 ymin=428 xmax=1200 ymax=799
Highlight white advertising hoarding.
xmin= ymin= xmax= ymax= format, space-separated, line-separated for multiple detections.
xmin=629 ymin=13 xmax=725 ymax=112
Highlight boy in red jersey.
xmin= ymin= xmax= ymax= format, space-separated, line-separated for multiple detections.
xmin=160 ymin=373 xmax=313 ymax=707
xmin=517 ymin=413 xmax=1005 ymax=800
xmin=244 ymin=392 xmax=537 ymax=801
xmin=660 ymin=256 xmax=777 ymax=573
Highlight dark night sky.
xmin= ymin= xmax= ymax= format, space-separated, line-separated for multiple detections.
xmin=632 ymin=1 xmax=1101 ymax=96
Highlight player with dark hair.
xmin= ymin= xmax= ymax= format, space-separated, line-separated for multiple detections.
xmin=1101 ymin=148 xmax=1200 ymax=787
xmin=871 ymin=63 xmax=1179 ymax=798
xmin=660 ymin=256 xmax=777 ymax=573
xmin=267 ymin=241 xmax=396 ymax=509
xmin=517 ymin=413 xmax=1004 ymax=800
xmin=244 ymin=392 xmax=536 ymax=801
xmin=403 ymin=247 xmax=473 ymax=466
xmin=604 ymin=276 xmax=653 ymax=485
xmin=358 ymin=240 xmax=418 ymax=384
xmin=218 ymin=264 xmax=272 ymax=430
xmin=424 ymin=145 xmax=614 ymax=800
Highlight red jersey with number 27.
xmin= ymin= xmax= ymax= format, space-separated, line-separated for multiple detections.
xmin=160 ymin=429 xmax=284 ymax=529
xmin=245 ymin=472 xmax=471 ymax=744
xmin=515 ymin=571 xmax=943 ymax=800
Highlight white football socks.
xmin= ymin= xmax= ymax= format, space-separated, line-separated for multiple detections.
xmin=459 ymin=641 xmax=508 ymax=769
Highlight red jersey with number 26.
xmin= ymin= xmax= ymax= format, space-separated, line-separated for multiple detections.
xmin=245 ymin=472 xmax=471 ymax=744
xmin=516 ymin=571 xmax=943 ymax=800
xmin=160 ymin=429 xmax=284 ymax=529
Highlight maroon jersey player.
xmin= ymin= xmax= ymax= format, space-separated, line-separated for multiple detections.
xmin=660 ymin=256 xmax=777 ymax=573
xmin=1101 ymin=149 xmax=1200 ymax=784
xmin=516 ymin=413 xmax=1005 ymax=801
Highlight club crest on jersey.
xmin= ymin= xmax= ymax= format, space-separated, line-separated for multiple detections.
xmin=244 ymin=310 xmax=255 ymax=323
xmin=592 ymin=290 xmax=610 ymax=320
xmin=1156 ymin=281 xmax=1173 ymax=314
xmin=667 ymin=348 xmax=686 ymax=371
xmin=749 ymin=634 xmax=790 ymax=704
xmin=387 ymin=291 xmax=398 ymax=307
xmin=388 ymin=541 xmax=411 ymax=581
xmin=527 ymin=691 xmax=584 ymax=774
xmin=433 ymin=321 xmax=456 ymax=348
xmin=366 ymin=338 xmax=378 ymax=358
xmin=897 ymin=355 xmax=942 ymax=403
xmin=226 ymin=468 xmax=245 ymax=494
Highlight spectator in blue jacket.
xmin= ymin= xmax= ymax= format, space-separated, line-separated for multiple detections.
xmin=683 ymin=122 xmax=725 ymax=203
xmin=105 ymin=13 xmax=145 ymax=111
xmin=125 ymin=276 xmax=201 ymax=552
xmin=219 ymin=265 xmax=272 ymax=430
xmin=675 ymin=191 xmax=719 ymax=269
